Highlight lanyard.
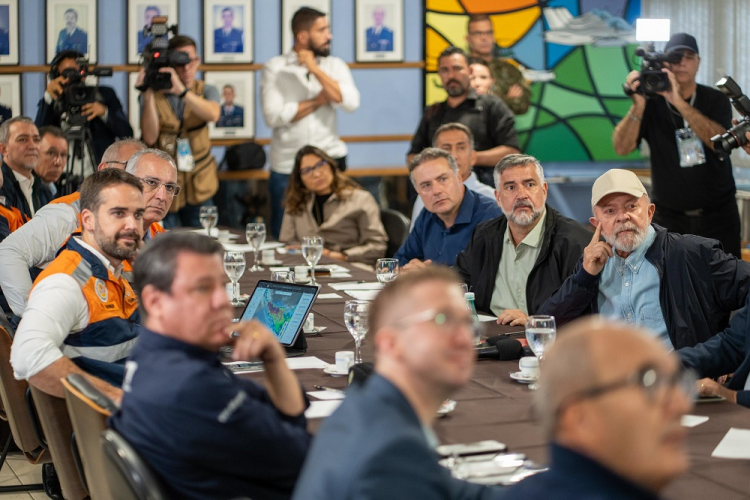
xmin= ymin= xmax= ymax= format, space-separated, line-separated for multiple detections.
xmin=666 ymin=91 xmax=697 ymax=129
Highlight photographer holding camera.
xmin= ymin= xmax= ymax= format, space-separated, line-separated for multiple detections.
xmin=138 ymin=34 xmax=220 ymax=228
xmin=613 ymin=33 xmax=740 ymax=257
xmin=35 ymin=50 xmax=133 ymax=174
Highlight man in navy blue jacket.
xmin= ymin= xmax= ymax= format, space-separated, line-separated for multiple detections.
xmin=109 ymin=232 xmax=311 ymax=500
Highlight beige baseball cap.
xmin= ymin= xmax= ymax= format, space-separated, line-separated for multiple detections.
xmin=591 ymin=169 xmax=647 ymax=207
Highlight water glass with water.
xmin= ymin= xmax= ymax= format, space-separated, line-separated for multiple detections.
xmin=301 ymin=236 xmax=324 ymax=285
xmin=199 ymin=206 xmax=218 ymax=237
xmin=246 ymin=222 xmax=266 ymax=272
xmin=223 ymin=251 xmax=246 ymax=306
xmin=344 ymin=300 xmax=370 ymax=364
xmin=375 ymin=258 xmax=399 ymax=283
xmin=525 ymin=315 xmax=556 ymax=390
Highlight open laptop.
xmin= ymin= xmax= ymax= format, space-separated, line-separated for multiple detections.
xmin=237 ymin=279 xmax=319 ymax=357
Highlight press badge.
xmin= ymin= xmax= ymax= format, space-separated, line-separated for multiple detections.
xmin=176 ymin=138 xmax=195 ymax=172
xmin=675 ymin=128 xmax=706 ymax=167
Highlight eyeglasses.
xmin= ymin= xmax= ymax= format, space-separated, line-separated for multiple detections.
xmin=300 ymin=160 xmax=328 ymax=177
xmin=140 ymin=176 xmax=181 ymax=196
xmin=106 ymin=160 xmax=128 ymax=167
xmin=43 ymin=150 xmax=68 ymax=161
xmin=395 ymin=308 xmax=483 ymax=340
xmin=468 ymin=30 xmax=494 ymax=37
xmin=560 ymin=364 xmax=697 ymax=411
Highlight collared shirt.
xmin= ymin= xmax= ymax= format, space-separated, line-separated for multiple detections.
xmin=395 ymin=187 xmax=502 ymax=266
xmin=11 ymin=169 xmax=34 ymax=216
xmin=409 ymin=172 xmax=496 ymax=230
xmin=598 ymin=225 xmax=671 ymax=348
xmin=261 ymin=51 xmax=360 ymax=174
xmin=489 ymin=209 xmax=547 ymax=315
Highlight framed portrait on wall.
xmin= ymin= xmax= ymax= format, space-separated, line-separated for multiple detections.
xmin=128 ymin=72 xmax=141 ymax=140
xmin=203 ymin=0 xmax=253 ymax=63
xmin=355 ymin=0 xmax=403 ymax=62
xmin=127 ymin=0 xmax=178 ymax=64
xmin=204 ymin=72 xmax=254 ymax=140
xmin=281 ymin=0 xmax=330 ymax=55
xmin=0 ymin=1 xmax=19 ymax=65
xmin=0 ymin=74 xmax=20 ymax=124
xmin=45 ymin=0 xmax=97 ymax=64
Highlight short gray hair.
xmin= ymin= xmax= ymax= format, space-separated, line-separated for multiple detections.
xmin=408 ymin=147 xmax=459 ymax=186
xmin=125 ymin=148 xmax=177 ymax=175
xmin=493 ymin=154 xmax=545 ymax=190
xmin=432 ymin=122 xmax=474 ymax=151
xmin=101 ymin=139 xmax=147 ymax=164
xmin=0 ymin=116 xmax=35 ymax=144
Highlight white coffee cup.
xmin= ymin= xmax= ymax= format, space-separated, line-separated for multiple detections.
xmin=519 ymin=356 xmax=539 ymax=378
xmin=262 ymin=249 xmax=276 ymax=262
xmin=335 ymin=351 xmax=355 ymax=373
xmin=303 ymin=313 xmax=315 ymax=333
xmin=294 ymin=265 xmax=309 ymax=280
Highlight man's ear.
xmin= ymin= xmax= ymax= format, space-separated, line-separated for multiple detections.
xmin=589 ymin=216 xmax=599 ymax=228
xmin=139 ymin=284 xmax=162 ymax=319
xmin=81 ymin=208 xmax=95 ymax=232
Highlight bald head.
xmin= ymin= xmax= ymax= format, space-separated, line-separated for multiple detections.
xmin=99 ymin=139 xmax=147 ymax=170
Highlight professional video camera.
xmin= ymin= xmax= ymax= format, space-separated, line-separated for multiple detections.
xmin=623 ymin=43 xmax=682 ymax=97
xmin=54 ymin=55 xmax=113 ymax=126
xmin=137 ymin=16 xmax=190 ymax=92
xmin=711 ymin=76 xmax=750 ymax=159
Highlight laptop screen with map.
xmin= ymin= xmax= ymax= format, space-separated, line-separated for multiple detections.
xmin=239 ymin=280 xmax=319 ymax=346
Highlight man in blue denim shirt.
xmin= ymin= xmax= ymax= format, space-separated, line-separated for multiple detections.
xmin=395 ymin=148 xmax=501 ymax=271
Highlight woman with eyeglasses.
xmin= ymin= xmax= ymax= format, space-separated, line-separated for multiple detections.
xmin=279 ymin=145 xmax=387 ymax=267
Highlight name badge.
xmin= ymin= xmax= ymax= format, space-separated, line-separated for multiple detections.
xmin=675 ymin=127 xmax=706 ymax=168
xmin=176 ymin=138 xmax=195 ymax=172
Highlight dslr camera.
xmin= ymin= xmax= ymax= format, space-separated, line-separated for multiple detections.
xmin=623 ymin=43 xmax=682 ymax=97
xmin=54 ymin=56 xmax=113 ymax=126
xmin=711 ymin=76 xmax=750 ymax=159
xmin=137 ymin=16 xmax=190 ymax=92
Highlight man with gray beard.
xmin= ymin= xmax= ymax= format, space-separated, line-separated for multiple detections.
xmin=540 ymin=169 xmax=750 ymax=349
xmin=456 ymin=154 xmax=591 ymax=324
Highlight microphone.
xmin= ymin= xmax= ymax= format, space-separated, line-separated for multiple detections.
xmin=475 ymin=338 xmax=524 ymax=361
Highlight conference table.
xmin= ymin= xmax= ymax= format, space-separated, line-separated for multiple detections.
xmin=233 ymin=249 xmax=750 ymax=500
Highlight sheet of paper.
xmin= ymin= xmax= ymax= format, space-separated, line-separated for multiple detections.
xmin=305 ymin=400 xmax=343 ymax=419
xmin=317 ymin=293 xmax=343 ymax=299
xmin=329 ymin=273 xmax=353 ymax=279
xmin=329 ymin=282 xmax=384 ymax=291
xmin=307 ymin=390 xmax=346 ymax=400
xmin=285 ymin=356 xmax=329 ymax=370
xmin=712 ymin=428 xmax=750 ymax=459
xmin=269 ymin=266 xmax=291 ymax=272
xmin=222 ymin=242 xmax=285 ymax=252
xmin=345 ymin=290 xmax=380 ymax=301
xmin=681 ymin=415 xmax=709 ymax=427
xmin=478 ymin=314 xmax=497 ymax=323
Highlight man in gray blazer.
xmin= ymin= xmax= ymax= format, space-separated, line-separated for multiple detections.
xmin=292 ymin=266 xmax=503 ymax=499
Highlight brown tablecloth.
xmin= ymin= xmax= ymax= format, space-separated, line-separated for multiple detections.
xmin=234 ymin=247 xmax=750 ymax=500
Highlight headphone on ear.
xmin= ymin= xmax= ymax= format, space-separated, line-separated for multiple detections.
xmin=49 ymin=50 xmax=84 ymax=80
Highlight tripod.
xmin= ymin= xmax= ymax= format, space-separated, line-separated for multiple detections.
xmin=59 ymin=114 xmax=96 ymax=197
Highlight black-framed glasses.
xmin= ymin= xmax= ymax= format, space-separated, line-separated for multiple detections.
xmin=394 ymin=308 xmax=483 ymax=340
xmin=300 ymin=160 xmax=328 ymax=177
xmin=140 ymin=177 xmax=181 ymax=196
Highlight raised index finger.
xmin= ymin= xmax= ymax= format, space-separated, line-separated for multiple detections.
xmin=591 ymin=223 xmax=602 ymax=244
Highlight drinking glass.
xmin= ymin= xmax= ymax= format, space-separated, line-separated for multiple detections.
xmin=245 ymin=222 xmax=266 ymax=272
xmin=223 ymin=252 xmax=246 ymax=306
xmin=271 ymin=270 xmax=295 ymax=283
xmin=301 ymin=236 xmax=324 ymax=285
xmin=344 ymin=300 xmax=370 ymax=364
xmin=375 ymin=258 xmax=399 ymax=283
xmin=199 ymin=206 xmax=218 ymax=237
xmin=525 ymin=315 xmax=556 ymax=390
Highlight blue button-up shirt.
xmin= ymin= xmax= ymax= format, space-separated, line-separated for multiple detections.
xmin=598 ymin=225 xmax=671 ymax=348
xmin=395 ymin=188 xmax=502 ymax=266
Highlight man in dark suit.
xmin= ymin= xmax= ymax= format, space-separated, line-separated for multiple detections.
xmin=217 ymin=84 xmax=244 ymax=128
xmin=365 ymin=6 xmax=393 ymax=52
xmin=293 ymin=266 xmax=503 ymax=499
xmin=35 ymin=50 xmax=133 ymax=170
xmin=137 ymin=5 xmax=161 ymax=54
xmin=55 ymin=8 xmax=87 ymax=54
xmin=0 ymin=104 xmax=10 ymax=124
xmin=214 ymin=7 xmax=243 ymax=53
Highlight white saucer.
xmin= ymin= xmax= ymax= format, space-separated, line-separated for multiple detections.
xmin=437 ymin=399 xmax=457 ymax=417
xmin=509 ymin=372 xmax=538 ymax=384
xmin=323 ymin=365 xmax=349 ymax=377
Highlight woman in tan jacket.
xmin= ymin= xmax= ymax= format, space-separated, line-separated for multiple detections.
xmin=279 ymin=145 xmax=388 ymax=267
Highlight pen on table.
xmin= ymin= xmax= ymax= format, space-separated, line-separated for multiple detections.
xmin=313 ymin=385 xmax=345 ymax=394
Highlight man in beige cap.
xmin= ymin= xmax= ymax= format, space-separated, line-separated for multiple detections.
xmin=540 ymin=168 xmax=750 ymax=349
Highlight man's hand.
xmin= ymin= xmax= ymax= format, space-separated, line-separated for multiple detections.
xmin=582 ymin=224 xmax=613 ymax=276
xmin=624 ymin=70 xmax=646 ymax=108
xmin=81 ymin=101 xmax=107 ymax=121
xmin=314 ymin=91 xmax=329 ymax=107
xmin=496 ymin=309 xmax=527 ymax=326
xmin=231 ymin=320 xmax=286 ymax=365
xmin=738 ymin=122 xmax=750 ymax=154
xmin=46 ymin=76 xmax=68 ymax=100
xmin=297 ymin=49 xmax=318 ymax=71
xmin=322 ymin=248 xmax=346 ymax=262
xmin=697 ymin=377 xmax=737 ymax=403
xmin=656 ymin=68 xmax=682 ymax=106
xmin=401 ymin=259 xmax=432 ymax=274
xmin=506 ymin=84 xmax=524 ymax=99
xmin=134 ymin=67 xmax=148 ymax=91
xmin=158 ymin=67 xmax=186 ymax=96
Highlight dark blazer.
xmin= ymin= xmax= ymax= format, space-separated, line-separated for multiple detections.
xmin=540 ymin=224 xmax=750 ymax=349
xmin=679 ymin=293 xmax=750 ymax=408
xmin=366 ymin=26 xmax=393 ymax=51
xmin=292 ymin=374 xmax=502 ymax=500
xmin=35 ymin=85 xmax=134 ymax=164
xmin=55 ymin=27 xmax=87 ymax=53
xmin=456 ymin=206 xmax=591 ymax=315
xmin=214 ymin=27 xmax=243 ymax=53
xmin=217 ymin=105 xmax=244 ymax=128
xmin=0 ymin=104 xmax=10 ymax=124
xmin=0 ymin=163 xmax=54 ymax=219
